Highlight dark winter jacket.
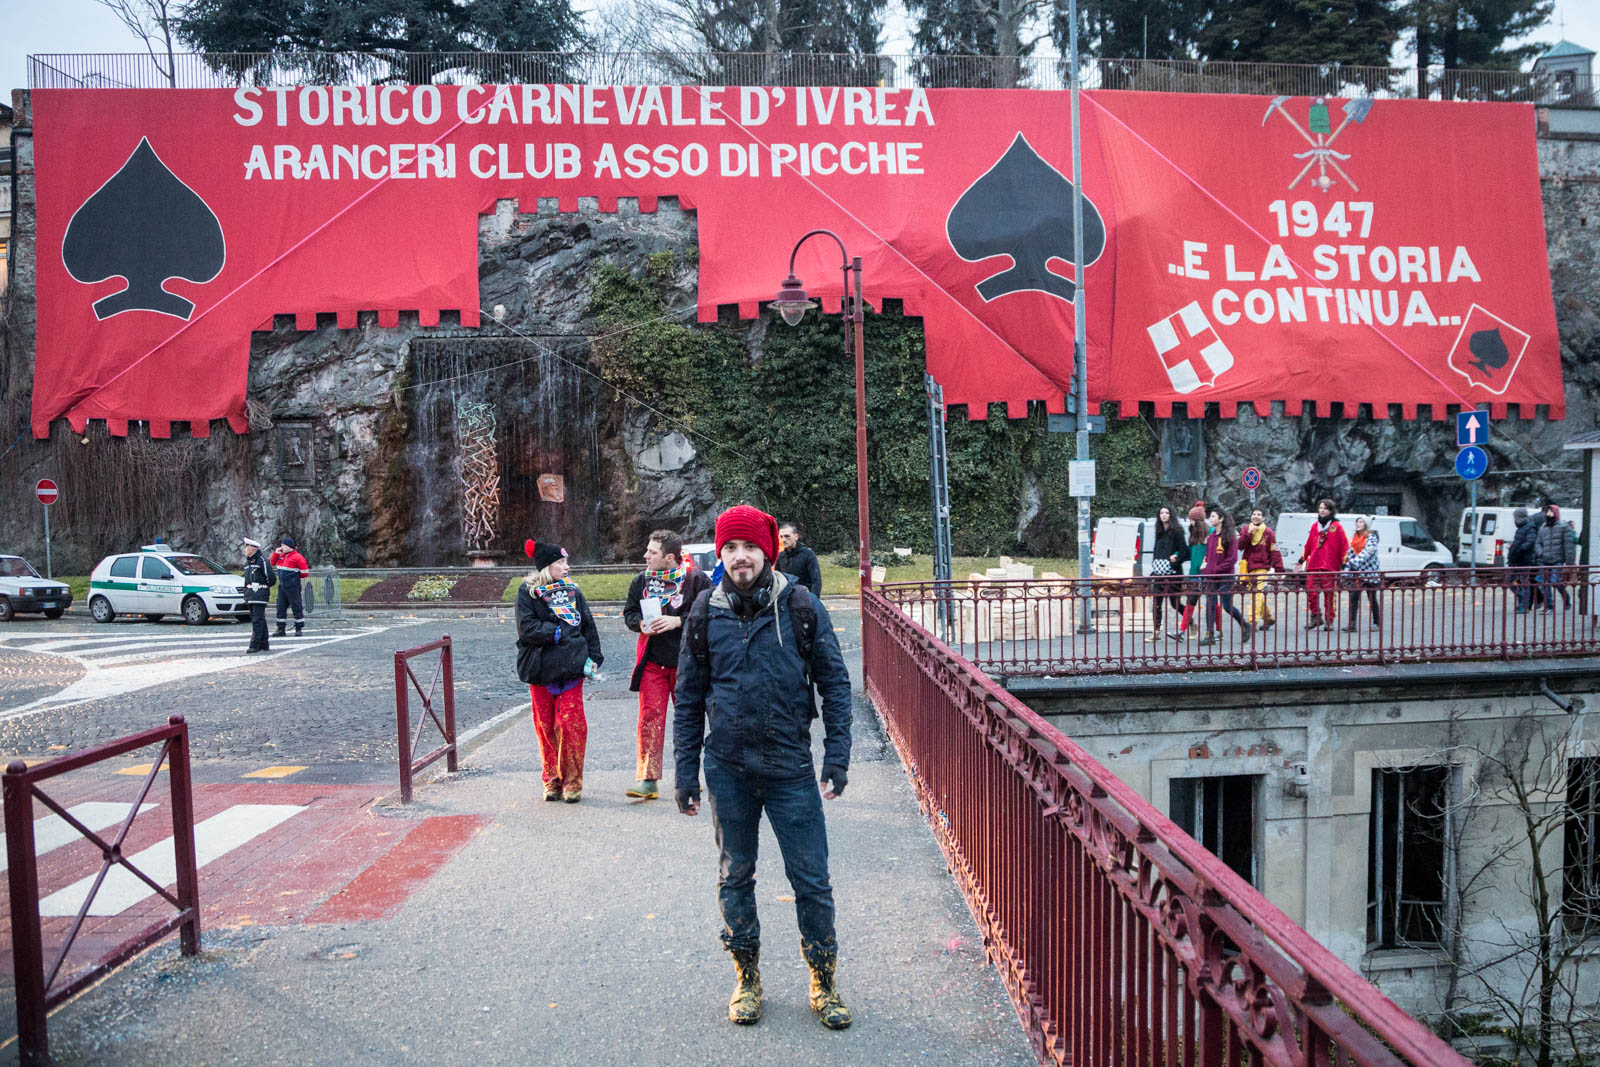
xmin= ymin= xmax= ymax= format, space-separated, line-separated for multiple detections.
xmin=241 ymin=554 xmax=276 ymax=604
xmin=775 ymin=543 xmax=823 ymax=597
xmin=1508 ymin=517 xmax=1539 ymax=568
xmin=1535 ymin=512 xmax=1578 ymax=567
xmin=623 ymin=568 xmax=713 ymax=690
xmin=673 ymin=569 xmax=852 ymax=786
xmin=1151 ymin=524 xmax=1186 ymax=572
xmin=514 ymin=581 xmax=603 ymax=687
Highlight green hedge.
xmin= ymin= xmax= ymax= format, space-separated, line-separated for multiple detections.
xmin=588 ymin=256 xmax=1165 ymax=556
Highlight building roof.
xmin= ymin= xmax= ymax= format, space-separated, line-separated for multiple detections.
xmin=1539 ymin=39 xmax=1596 ymax=60
xmin=1562 ymin=430 xmax=1600 ymax=450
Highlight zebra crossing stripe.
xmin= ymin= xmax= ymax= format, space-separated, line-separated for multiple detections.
xmin=0 ymin=801 xmax=159 ymax=873
xmin=39 ymin=804 xmax=304 ymax=917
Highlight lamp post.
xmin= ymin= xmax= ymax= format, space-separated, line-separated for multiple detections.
xmin=773 ymin=230 xmax=869 ymax=597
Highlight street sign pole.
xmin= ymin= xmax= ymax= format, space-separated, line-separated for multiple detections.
xmin=1069 ymin=0 xmax=1092 ymax=636
xmin=34 ymin=480 xmax=59 ymax=578
xmin=1455 ymin=446 xmax=1488 ymax=578
xmin=1469 ymin=480 xmax=1478 ymax=579
xmin=42 ymin=503 xmax=51 ymax=579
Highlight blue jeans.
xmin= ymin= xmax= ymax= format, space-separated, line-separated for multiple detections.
xmin=1538 ymin=567 xmax=1572 ymax=610
xmin=703 ymin=753 xmax=836 ymax=958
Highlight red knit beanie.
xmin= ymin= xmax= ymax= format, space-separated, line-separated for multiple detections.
xmin=715 ymin=504 xmax=779 ymax=562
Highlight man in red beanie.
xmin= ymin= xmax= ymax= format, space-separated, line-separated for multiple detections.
xmin=674 ymin=503 xmax=855 ymax=1031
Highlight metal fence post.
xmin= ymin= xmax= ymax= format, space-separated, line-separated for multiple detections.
xmin=165 ymin=715 xmax=201 ymax=956
xmin=395 ymin=653 xmax=413 ymax=804
xmin=442 ymin=636 xmax=458 ymax=774
xmin=5 ymin=760 xmax=49 ymax=1066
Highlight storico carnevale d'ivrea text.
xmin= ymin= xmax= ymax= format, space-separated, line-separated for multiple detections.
xmin=233 ymin=84 xmax=933 ymax=182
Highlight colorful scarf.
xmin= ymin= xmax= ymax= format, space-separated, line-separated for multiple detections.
xmin=532 ymin=578 xmax=582 ymax=626
xmin=645 ymin=564 xmax=687 ymax=586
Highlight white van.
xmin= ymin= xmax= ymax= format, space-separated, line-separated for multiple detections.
xmin=1275 ymin=513 xmax=1453 ymax=573
xmin=1458 ymin=506 xmax=1584 ymax=566
xmin=1091 ymin=516 xmax=1191 ymax=578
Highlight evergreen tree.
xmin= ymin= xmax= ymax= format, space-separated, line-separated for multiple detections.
xmin=1053 ymin=0 xmax=1202 ymax=63
xmin=908 ymin=0 xmax=1048 ymax=87
xmin=1194 ymin=0 xmax=1398 ymax=66
xmin=175 ymin=0 xmax=588 ymax=82
xmin=1406 ymin=0 xmax=1553 ymax=74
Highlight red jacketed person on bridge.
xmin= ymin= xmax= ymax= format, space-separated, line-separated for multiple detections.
xmin=622 ymin=529 xmax=712 ymax=801
xmin=1299 ymin=499 xmax=1349 ymax=631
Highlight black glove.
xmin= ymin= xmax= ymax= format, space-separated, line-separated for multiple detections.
xmin=676 ymin=784 xmax=700 ymax=814
xmin=820 ymin=764 xmax=848 ymax=798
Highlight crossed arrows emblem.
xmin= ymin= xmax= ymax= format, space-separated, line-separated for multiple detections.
xmin=1261 ymin=96 xmax=1372 ymax=193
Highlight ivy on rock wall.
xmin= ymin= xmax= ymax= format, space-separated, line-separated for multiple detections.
xmin=588 ymin=255 xmax=1164 ymax=556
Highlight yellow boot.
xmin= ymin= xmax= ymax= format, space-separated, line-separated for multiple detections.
xmin=728 ymin=948 xmax=762 ymax=1025
xmin=806 ymin=949 xmax=852 ymax=1030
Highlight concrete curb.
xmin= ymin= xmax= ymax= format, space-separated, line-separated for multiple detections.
xmin=370 ymin=700 xmax=530 ymax=808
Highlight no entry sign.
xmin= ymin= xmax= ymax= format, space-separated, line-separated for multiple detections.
xmin=35 ymin=479 xmax=59 ymax=505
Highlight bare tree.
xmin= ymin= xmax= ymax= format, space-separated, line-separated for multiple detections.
xmin=96 ymin=0 xmax=181 ymax=87
xmin=1396 ymin=708 xmax=1600 ymax=1066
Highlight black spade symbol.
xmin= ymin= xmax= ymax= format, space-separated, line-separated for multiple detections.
xmin=946 ymin=133 xmax=1106 ymax=303
xmin=63 ymin=137 xmax=225 ymax=320
xmin=1468 ymin=327 xmax=1510 ymax=377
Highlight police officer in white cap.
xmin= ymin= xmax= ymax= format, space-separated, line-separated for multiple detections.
xmin=241 ymin=538 xmax=277 ymax=653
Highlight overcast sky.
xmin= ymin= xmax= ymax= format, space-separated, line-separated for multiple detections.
xmin=2 ymin=0 xmax=1597 ymax=99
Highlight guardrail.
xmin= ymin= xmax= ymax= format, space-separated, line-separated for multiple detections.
xmin=879 ymin=566 xmax=1600 ymax=677
xmin=393 ymin=635 xmax=457 ymax=803
xmin=27 ymin=51 xmax=1598 ymax=106
xmin=3 ymin=716 xmax=199 ymax=1066
xmin=860 ymin=588 xmax=1467 ymax=1066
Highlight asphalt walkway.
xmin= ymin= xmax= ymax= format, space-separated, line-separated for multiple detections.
xmin=2 ymin=608 xmax=1034 ymax=1066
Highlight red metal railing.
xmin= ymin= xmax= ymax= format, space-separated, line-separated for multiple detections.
xmin=861 ymin=589 xmax=1467 ymax=1066
xmin=879 ymin=566 xmax=1599 ymax=677
xmin=394 ymin=635 xmax=457 ymax=804
xmin=3 ymin=716 xmax=199 ymax=1066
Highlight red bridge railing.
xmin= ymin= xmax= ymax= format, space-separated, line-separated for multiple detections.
xmin=394 ymin=635 xmax=457 ymax=804
xmin=3 ymin=716 xmax=199 ymax=1066
xmin=861 ymin=588 xmax=1467 ymax=1066
xmin=879 ymin=566 xmax=1599 ymax=677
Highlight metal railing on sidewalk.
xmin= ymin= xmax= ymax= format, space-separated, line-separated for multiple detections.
xmin=879 ymin=566 xmax=1600 ymax=677
xmin=861 ymin=589 xmax=1467 ymax=1066
xmin=393 ymin=636 xmax=457 ymax=803
xmin=3 ymin=716 xmax=200 ymax=1067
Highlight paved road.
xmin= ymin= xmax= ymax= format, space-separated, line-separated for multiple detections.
xmin=0 ymin=599 xmax=1033 ymax=1066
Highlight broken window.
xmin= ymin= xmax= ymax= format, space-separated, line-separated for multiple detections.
xmin=1563 ymin=758 xmax=1600 ymax=933
xmin=1169 ymin=775 xmax=1258 ymax=886
xmin=1368 ymin=766 xmax=1450 ymax=948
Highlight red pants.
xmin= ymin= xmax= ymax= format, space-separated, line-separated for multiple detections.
xmin=530 ymin=683 xmax=588 ymax=791
xmin=1305 ymin=575 xmax=1337 ymax=621
xmin=636 ymin=662 xmax=676 ymax=781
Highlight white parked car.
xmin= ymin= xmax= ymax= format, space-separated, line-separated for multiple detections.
xmin=1091 ymin=516 xmax=1192 ymax=579
xmin=87 ymin=544 xmax=249 ymax=624
xmin=0 ymin=555 xmax=73 ymax=621
xmin=1275 ymin=513 xmax=1453 ymax=574
xmin=682 ymin=541 xmax=717 ymax=575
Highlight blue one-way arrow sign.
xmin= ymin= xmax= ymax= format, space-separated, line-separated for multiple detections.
xmin=1457 ymin=410 xmax=1490 ymax=448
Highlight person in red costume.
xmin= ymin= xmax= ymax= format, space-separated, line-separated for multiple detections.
xmin=1298 ymin=499 xmax=1348 ymax=631
xmin=268 ymin=536 xmax=311 ymax=637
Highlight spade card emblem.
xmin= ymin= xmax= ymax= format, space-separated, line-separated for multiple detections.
xmin=63 ymin=137 xmax=226 ymax=320
xmin=1446 ymin=304 xmax=1531 ymax=396
xmin=946 ymin=133 xmax=1106 ymax=303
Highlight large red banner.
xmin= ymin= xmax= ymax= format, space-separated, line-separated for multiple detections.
xmin=28 ymin=86 xmax=1560 ymax=436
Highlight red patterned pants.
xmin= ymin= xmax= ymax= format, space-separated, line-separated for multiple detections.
xmin=530 ymin=683 xmax=588 ymax=791
xmin=1305 ymin=574 xmax=1337 ymax=621
xmin=636 ymin=662 xmax=675 ymax=781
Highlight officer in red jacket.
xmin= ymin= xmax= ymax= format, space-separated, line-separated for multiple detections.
xmin=1298 ymin=499 xmax=1348 ymax=630
xmin=269 ymin=536 xmax=311 ymax=637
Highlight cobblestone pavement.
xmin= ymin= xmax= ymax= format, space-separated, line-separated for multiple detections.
xmin=0 ymin=604 xmax=864 ymax=784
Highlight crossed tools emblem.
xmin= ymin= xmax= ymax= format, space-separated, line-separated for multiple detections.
xmin=1261 ymin=96 xmax=1372 ymax=193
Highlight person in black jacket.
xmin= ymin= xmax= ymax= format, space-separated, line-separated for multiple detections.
xmin=515 ymin=538 xmax=603 ymax=803
xmin=622 ymin=529 xmax=713 ymax=801
xmin=1507 ymin=506 xmax=1540 ymax=613
xmin=675 ymin=505 xmax=854 ymax=1031
xmin=1147 ymin=506 xmax=1186 ymax=642
xmin=776 ymin=523 xmax=823 ymax=597
xmin=240 ymin=538 xmax=276 ymax=654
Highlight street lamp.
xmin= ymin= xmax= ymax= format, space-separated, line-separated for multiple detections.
xmin=773 ymin=229 xmax=870 ymax=596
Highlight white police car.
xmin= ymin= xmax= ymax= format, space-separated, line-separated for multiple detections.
xmin=87 ymin=544 xmax=248 ymax=624
xmin=0 ymin=556 xmax=73 ymax=621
